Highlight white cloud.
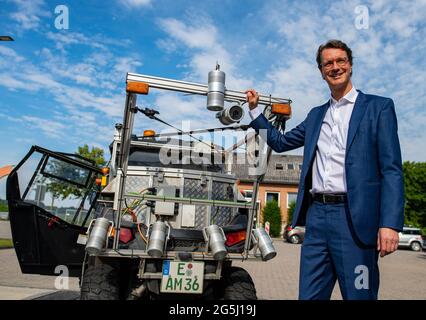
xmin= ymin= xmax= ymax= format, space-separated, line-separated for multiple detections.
xmin=157 ymin=17 xmax=253 ymax=90
xmin=158 ymin=18 xmax=218 ymax=50
xmin=0 ymin=45 xmax=25 ymax=62
xmin=113 ymin=57 xmax=143 ymax=74
xmin=1 ymin=0 xmax=424 ymax=164
xmin=45 ymin=31 xmax=107 ymax=52
xmin=257 ymin=0 xmax=426 ymax=161
xmin=0 ymin=74 xmax=34 ymax=91
xmin=21 ymin=115 xmax=67 ymax=138
xmin=8 ymin=0 xmax=51 ymax=31
xmin=0 ymin=27 xmax=144 ymax=156
xmin=119 ymin=0 xmax=152 ymax=8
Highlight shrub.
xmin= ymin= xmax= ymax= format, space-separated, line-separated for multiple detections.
xmin=262 ymin=200 xmax=282 ymax=237
xmin=287 ymin=201 xmax=296 ymax=226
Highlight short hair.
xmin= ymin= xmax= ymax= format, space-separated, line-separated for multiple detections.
xmin=316 ymin=39 xmax=353 ymax=69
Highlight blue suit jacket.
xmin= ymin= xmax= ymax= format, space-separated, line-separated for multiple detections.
xmin=250 ymin=91 xmax=404 ymax=246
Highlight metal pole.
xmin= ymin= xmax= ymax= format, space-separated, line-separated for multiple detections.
xmin=124 ymin=194 xmax=253 ymax=209
xmin=127 ymin=73 xmax=291 ymax=106
xmin=113 ymin=92 xmax=137 ymax=249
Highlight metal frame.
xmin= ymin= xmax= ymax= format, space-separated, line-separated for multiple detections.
xmin=126 ymin=73 xmax=291 ymax=106
xmin=110 ymin=72 xmax=289 ymax=260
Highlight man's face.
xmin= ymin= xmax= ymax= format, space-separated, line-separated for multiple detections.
xmin=320 ymin=48 xmax=352 ymax=91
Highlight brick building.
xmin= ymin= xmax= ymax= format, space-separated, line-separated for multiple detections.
xmin=230 ymin=154 xmax=303 ymax=234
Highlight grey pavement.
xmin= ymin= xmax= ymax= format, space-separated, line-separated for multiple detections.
xmin=0 ymin=247 xmax=79 ymax=300
xmin=0 ymin=221 xmax=11 ymax=239
xmin=0 ymin=227 xmax=425 ymax=299
xmin=235 ymin=239 xmax=426 ymax=300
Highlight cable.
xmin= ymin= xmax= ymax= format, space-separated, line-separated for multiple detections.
xmin=113 ymin=248 xmax=135 ymax=257
xmin=137 ymin=223 xmax=148 ymax=243
xmin=136 ymin=107 xmax=222 ymax=155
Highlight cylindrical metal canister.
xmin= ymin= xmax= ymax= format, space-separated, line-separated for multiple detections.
xmin=205 ymin=224 xmax=227 ymax=260
xmin=85 ymin=217 xmax=111 ymax=256
xmin=147 ymin=221 xmax=168 ymax=258
xmin=253 ymin=227 xmax=277 ymax=261
xmin=207 ymin=67 xmax=226 ymax=111
xmin=216 ymin=104 xmax=245 ymax=125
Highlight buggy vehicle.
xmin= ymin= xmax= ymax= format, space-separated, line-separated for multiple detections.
xmin=7 ymin=67 xmax=292 ymax=300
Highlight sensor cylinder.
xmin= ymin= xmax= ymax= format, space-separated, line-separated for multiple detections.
xmin=85 ymin=218 xmax=110 ymax=256
xmin=253 ymin=227 xmax=277 ymax=261
xmin=207 ymin=66 xmax=226 ymax=111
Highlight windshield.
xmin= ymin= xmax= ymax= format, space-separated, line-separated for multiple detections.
xmin=16 ymin=150 xmax=99 ymax=227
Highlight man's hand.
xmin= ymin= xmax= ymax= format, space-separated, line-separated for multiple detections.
xmin=377 ymin=228 xmax=399 ymax=257
xmin=245 ymin=89 xmax=259 ymax=110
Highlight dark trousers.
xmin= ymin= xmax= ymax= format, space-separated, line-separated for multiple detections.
xmin=299 ymin=201 xmax=380 ymax=300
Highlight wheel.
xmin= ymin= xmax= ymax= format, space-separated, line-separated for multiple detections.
xmin=289 ymin=234 xmax=301 ymax=244
xmin=216 ymin=267 xmax=257 ymax=300
xmin=80 ymin=263 xmax=120 ymax=300
xmin=410 ymin=241 xmax=422 ymax=252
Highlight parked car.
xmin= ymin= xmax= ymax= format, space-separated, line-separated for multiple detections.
xmin=283 ymin=225 xmax=305 ymax=244
xmin=398 ymin=227 xmax=425 ymax=252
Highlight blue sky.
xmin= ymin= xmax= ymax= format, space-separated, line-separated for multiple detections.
xmin=0 ymin=0 xmax=425 ymax=197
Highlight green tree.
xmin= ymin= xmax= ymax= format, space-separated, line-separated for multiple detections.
xmin=45 ymin=145 xmax=105 ymax=208
xmin=403 ymin=161 xmax=426 ymax=233
xmin=262 ymin=200 xmax=282 ymax=237
xmin=77 ymin=144 xmax=106 ymax=167
xmin=287 ymin=201 xmax=296 ymax=226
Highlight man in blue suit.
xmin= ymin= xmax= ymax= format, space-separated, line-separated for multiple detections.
xmin=246 ymin=40 xmax=404 ymax=300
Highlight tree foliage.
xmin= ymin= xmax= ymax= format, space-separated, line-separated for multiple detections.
xmin=45 ymin=145 xmax=105 ymax=206
xmin=287 ymin=201 xmax=296 ymax=226
xmin=262 ymin=200 xmax=282 ymax=237
xmin=77 ymin=144 xmax=106 ymax=167
xmin=403 ymin=161 xmax=426 ymax=233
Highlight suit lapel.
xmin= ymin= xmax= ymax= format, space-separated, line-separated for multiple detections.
xmin=346 ymin=91 xmax=367 ymax=153
xmin=306 ymin=102 xmax=329 ymax=166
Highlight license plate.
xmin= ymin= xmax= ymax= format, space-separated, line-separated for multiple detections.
xmin=160 ymin=260 xmax=204 ymax=294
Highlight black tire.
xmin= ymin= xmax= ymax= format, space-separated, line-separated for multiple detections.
xmin=80 ymin=263 xmax=120 ymax=300
xmin=289 ymin=234 xmax=301 ymax=244
xmin=410 ymin=241 xmax=422 ymax=252
xmin=217 ymin=267 xmax=257 ymax=300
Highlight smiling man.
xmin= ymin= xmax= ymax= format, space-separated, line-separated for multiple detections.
xmin=246 ymin=39 xmax=404 ymax=300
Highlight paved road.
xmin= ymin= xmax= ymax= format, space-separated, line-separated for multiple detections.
xmin=234 ymin=240 xmax=426 ymax=300
xmin=0 ymin=221 xmax=11 ymax=239
xmin=0 ymin=247 xmax=80 ymax=300
xmin=0 ymin=239 xmax=425 ymax=300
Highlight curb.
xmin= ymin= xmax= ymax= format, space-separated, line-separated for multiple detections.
xmin=23 ymin=290 xmax=57 ymax=300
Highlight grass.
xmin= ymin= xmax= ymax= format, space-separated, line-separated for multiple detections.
xmin=0 ymin=238 xmax=13 ymax=249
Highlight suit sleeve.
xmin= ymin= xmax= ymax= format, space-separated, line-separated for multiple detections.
xmin=249 ymin=113 xmax=306 ymax=152
xmin=377 ymin=99 xmax=405 ymax=231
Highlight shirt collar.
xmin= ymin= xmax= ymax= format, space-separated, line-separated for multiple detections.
xmin=330 ymin=86 xmax=358 ymax=106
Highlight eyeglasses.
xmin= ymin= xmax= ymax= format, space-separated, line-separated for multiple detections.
xmin=321 ymin=57 xmax=349 ymax=70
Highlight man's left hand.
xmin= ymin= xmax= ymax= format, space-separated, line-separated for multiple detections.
xmin=377 ymin=228 xmax=399 ymax=257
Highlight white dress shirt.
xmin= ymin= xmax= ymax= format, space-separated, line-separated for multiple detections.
xmin=311 ymin=87 xmax=358 ymax=193
xmin=249 ymin=86 xmax=358 ymax=194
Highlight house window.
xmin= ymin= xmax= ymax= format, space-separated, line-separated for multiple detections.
xmin=275 ymin=163 xmax=283 ymax=170
xmin=266 ymin=192 xmax=280 ymax=204
xmin=287 ymin=192 xmax=298 ymax=207
xmin=298 ymin=164 xmax=303 ymax=170
xmin=287 ymin=163 xmax=294 ymax=170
